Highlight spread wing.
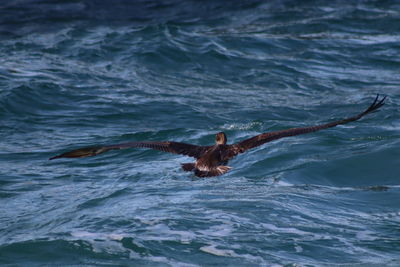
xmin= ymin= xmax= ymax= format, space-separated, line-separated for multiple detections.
xmin=222 ymin=94 xmax=386 ymax=160
xmin=49 ymin=141 xmax=211 ymax=160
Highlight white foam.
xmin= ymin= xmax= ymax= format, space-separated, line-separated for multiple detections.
xmin=200 ymin=245 xmax=238 ymax=257
xmin=261 ymin=223 xmax=309 ymax=236
xmin=71 ymin=231 xmax=124 ymax=241
xmin=356 ymin=230 xmax=377 ymax=241
xmin=221 ymin=121 xmax=263 ymax=131
xmin=294 ymin=243 xmax=303 ymax=253
xmin=143 ymin=223 xmax=196 ymax=243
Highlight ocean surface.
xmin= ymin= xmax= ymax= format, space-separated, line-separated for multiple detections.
xmin=1 ymin=0 xmax=399 ymax=266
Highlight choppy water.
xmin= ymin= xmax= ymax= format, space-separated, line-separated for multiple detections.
xmin=1 ymin=1 xmax=400 ymax=266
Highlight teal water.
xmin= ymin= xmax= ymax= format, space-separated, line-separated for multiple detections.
xmin=1 ymin=1 xmax=400 ymax=266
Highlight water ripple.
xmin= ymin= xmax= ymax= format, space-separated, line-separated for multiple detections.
xmin=1 ymin=0 xmax=400 ymax=266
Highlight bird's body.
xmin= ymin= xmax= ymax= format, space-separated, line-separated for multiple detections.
xmin=50 ymin=95 xmax=386 ymax=177
xmin=188 ymin=142 xmax=231 ymax=177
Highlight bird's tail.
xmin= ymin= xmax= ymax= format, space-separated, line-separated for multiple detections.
xmin=181 ymin=163 xmax=195 ymax=172
xmin=194 ymin=166 xmax=232 ymax=177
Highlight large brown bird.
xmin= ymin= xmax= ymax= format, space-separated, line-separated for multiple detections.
xmin=50 ymin=95 xmax=386 ymax=177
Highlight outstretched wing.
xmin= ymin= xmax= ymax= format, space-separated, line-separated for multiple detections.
xmin=49 ymin=141 xmax=210 ymax=160
xmin=222 ymin=94 xmax=386 ymax=160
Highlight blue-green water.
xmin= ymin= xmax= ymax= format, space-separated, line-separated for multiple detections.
xmin=1 ymin=1 xmax=400 ymax=266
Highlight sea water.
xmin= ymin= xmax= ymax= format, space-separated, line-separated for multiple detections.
xmin=1 ymin=1 xmax=399 ymax=266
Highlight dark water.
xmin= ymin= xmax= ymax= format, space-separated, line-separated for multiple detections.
xmin=1 ymin=0 xmax=400 ymax=266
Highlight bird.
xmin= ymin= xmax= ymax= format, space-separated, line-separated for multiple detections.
xmin=49 ymin=95 xmax=386 ymax=177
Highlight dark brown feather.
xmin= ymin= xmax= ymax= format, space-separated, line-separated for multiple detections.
xmin=222 ymin=94 xmax=386 ymax=160
xmin=50 ymin=141 xmax=210 ymax=160
xmin=106 ymin=141 xmax=210 ymax=158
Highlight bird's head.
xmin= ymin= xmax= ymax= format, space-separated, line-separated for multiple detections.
xmin=216 ymin=132 xmax=227 ymax=145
